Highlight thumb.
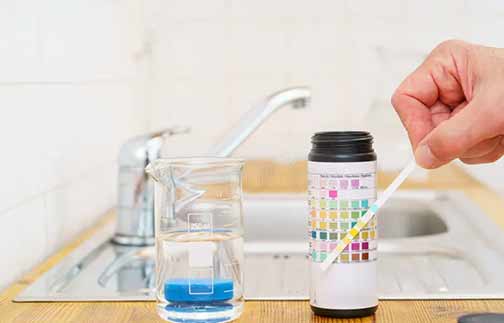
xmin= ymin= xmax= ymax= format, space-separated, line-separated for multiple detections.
xmin=415 ymin=99 xmax=499 ymax=168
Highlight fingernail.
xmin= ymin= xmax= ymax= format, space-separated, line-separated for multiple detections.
xmin=415 ymin=144 xmax=437 ymax=169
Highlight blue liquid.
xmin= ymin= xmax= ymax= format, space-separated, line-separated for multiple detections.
xmin=164 ymin=278 xmax=234 ymax=303
xmin=156 ymin=232 xmax=244 ymax=322
xmin=162 ymin=279 xmax=235 ymax=323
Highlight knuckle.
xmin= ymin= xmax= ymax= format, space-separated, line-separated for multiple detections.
xmin=435 ymin=39 xmax=466 ymax=52
xmin=390 ymin=92 xmax=401 ymax=110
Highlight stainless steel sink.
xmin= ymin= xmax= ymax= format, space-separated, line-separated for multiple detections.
xmin=15 ymin=190 xmax=504 ymax=301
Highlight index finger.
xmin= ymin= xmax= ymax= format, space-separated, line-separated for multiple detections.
xmin=391 ymin=64 xmax=438 ymax=149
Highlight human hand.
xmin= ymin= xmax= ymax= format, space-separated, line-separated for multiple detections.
xmin=391 ymin=40 xmax=504 ymax=169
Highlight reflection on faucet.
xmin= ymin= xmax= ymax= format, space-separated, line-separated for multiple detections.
xmin=98 ymin=245 xmax=155 ymax=293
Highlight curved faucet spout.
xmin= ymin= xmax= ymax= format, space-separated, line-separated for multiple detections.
xmin=208 ymin=86 xmax=311 ymax=157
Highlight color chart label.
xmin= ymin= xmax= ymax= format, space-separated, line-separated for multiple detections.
xmin=308 ymin=161 xmax=377 ymax=264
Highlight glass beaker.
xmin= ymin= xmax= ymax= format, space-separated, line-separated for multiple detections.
xmin=146 ymin=157 xmax=245 ymax=323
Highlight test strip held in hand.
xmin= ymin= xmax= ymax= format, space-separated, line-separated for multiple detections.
xmin=320 ymin=159 xmax=417 ymax=272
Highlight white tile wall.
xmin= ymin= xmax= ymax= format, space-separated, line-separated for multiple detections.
xmin=0 ymin=197 xmax=47 ymax=288
xmin=0 ymin=0 xmax=149 ymax=290
xmin=146 ymin=0 xmax=504 ymax=186
xmin=4 ymin=0 xmax=504 ymax=293
xmin=0 ymin=0 xmax=42 ymax=82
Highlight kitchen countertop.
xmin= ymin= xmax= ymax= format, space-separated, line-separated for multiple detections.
xmin=2 ymin=161 xmax=504 ymax=323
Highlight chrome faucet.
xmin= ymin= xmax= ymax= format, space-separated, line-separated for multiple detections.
xmin=112 ymin=127 xmax=190 ymax=246
xmin=207 ymin=86 xmax=310 ymax=157
xmin=113 ymin=86 xmax=310 ymax=246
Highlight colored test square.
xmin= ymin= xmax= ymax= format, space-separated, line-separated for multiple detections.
xmin=340 ymin=179 xmax=349 ymax=189
xmin=320 ymin=252 xmax=327 ymax=261
xmin=310 ymin=209 xmax=316 ymax=217
xmin=329 ymin=200 xmax=338 ymax=209
xmin=351 ymin=242 xmax=360 ymax=251
xmin=351 ymin=221 xmax=357 ymax=228
xmin=340 ymin=223 xmax=349 ymax=230
xmin=361 ymin=211 xmax=367 ymax=217
xmin=352 ymin=254 xmax=360 ymax=261
xmin=320 ymin=178 xmax=327 ymax=187
xmin=311 ymin=221 xmax=316 ymax=229
xmin=329 ymin=211 xmax=337 ymax=219
xmin=328 ymin=179 xmax=338 ymax=187
xmin=370 ymin=230 xmax=376 ymax=239
xmin=319 ymin=232 xmax=328 ymax=240
xmin=351 ymin=211 xmax=360 ymax=219
xmin=351 ymin=179 xmax=359 ymax=189
xmin=311 ymin=231 xmax=317 ymax=239
xmin=351 ymin=200 xmax=360 ymax=209
xmin=319 ymin=210 xmax=327 ymax=218
xmin=362 ymin=253 xmax=369 ymax=260
xmin=319 ymin=200 xmax=327 ymax=208
xmin=311 ymin=251 xmax=317 ymax=261
xmin=361 ymin=231 xmax=369 ymax=240
xmin=340 ymin=211 xmax=349 ymax=219
xmin=340 ymin=200 xmax=349 ymax=209
xmin=362 ymin=242 xmax=369 ymax=250
xmin=319 ymin=222 xmax=327 ymax=230
xmin=329 ymin=222 xmax=338 ymax=230
xmin=329 ymin=232 xmax=338 ymax=240
xmin=310 ymin=200 xmax=316 ymax=207
xmin=340 ymin=254 xmax=349 ymax=262
xmin=343 ymin=245 xmax=349 ymax=252
xmin=329 ymin=243 xmax=337 ymax=251
xmin=361 ymin=199 xmax=369 ymax=208
xmin=329 ymin=190 xmax=338 ymax=198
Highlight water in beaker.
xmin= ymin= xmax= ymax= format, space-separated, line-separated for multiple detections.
xmin=147 ymin=158 xmax=245 ymax=323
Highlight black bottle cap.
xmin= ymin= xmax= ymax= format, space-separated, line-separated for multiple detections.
xmin=309 ymin=131 xmax=376 ymax=163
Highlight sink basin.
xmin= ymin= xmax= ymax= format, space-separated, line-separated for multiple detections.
xmin=244 ymin=195 xmax=448 ymax=244
xmin=15 ymin=190 xmax=504 ymax=301
xmin=378 ymin=200 xmax=448 ymax=238
xmin=242 ymin=191 xmax=504 ymax=299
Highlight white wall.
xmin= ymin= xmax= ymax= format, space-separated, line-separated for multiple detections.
xmin=0 ymin=0 xmax=149 ymax=290
xmin=3 ymin=0 xmax=504 ymax=292
xmin=145 ymin=0 xmax=504 ymax=179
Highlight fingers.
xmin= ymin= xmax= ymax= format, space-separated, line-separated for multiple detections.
xmin=415 ymin=97 xmax=501 ymax=168
xmin=460 ymin=137 xmax=504 ymax=164
xmin=391 ymin=61 xmax=440 ymax=148
xmin=430 ymin=60 xmax=466 ymax=108
xmin=391 ymin=40 xmax=472 ymax=150
xmin=391 ymin=91 xmax=434 ymax=149
xmin=430 ymin=101 xmax=451 ymax=126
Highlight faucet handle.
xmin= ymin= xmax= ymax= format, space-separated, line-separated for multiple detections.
xmin=160 ymin=126 xmax=191 ymax=138
xmin=119 ymin=126 xmax=191 ymax=168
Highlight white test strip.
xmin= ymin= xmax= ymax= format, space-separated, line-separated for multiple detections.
xmin=320 ymin=159 xmax=417 ymax=272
